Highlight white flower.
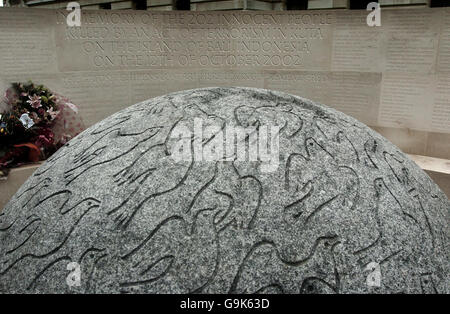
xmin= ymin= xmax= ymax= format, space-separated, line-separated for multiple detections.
xmin=19 ymin=113 xmax=34 ymax=129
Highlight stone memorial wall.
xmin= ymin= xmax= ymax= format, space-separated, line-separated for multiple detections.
xmin=0 ymin=7 xmax=449 ymax=158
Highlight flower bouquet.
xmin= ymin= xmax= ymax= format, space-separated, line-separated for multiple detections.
xmin=0 ymin=81 xmax=85 ymax=177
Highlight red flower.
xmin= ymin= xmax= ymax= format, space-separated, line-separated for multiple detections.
xmin=34 ymin=127 xmax=54 ymax=148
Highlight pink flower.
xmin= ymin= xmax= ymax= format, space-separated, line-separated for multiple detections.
xmin=20 ymin=92 xmax=28 ymax=97
xmin=47 ymin=107 xmax=60 ymax=120
xmin=26 ymin=94 xmax=42 ymax=109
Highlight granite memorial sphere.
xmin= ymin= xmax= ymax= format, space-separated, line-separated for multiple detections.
xmin=0 ymin=87 xmax=448 ymax=294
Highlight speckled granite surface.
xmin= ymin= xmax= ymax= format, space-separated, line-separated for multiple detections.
xmin=1 ymin=87 xmax=448 ymax=293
